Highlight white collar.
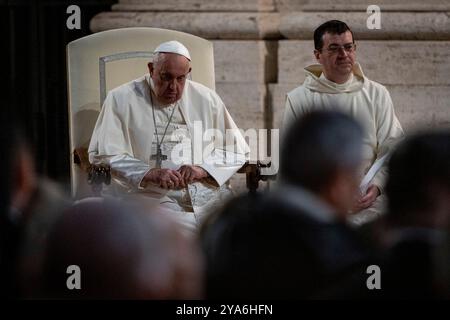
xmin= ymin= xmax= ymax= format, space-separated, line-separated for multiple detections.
xmin=319 ymin=72 xmax=354 ymax=89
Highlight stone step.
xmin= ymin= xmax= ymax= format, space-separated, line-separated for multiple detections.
xmin=90 ymin=12 xmax=280 ymax=40
xmin=276 ymin=0 xmax=450 ymax=12
xmin=278 ymin=40 xmax=450 ymax=85
xmin=216 ymin=82 xmax=267 ymax=130
xmin=213 ymin=40 xmax=277 ymax=83
xmin=269 ymin=83 xmax=450 ymax=131
xmin=113 ymin=0 xmax=276 ymax=12
xmin=280 ymin=12 xmax=450 ymax=40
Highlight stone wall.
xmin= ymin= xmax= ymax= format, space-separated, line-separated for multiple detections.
xmin=90 ymin=0 xmax=450 ymax=193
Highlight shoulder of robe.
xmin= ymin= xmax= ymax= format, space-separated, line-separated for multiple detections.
xmin=104 ymin=76 xmax=147 ymax=112
xmin=286 ymin=84 xmax=310 ymax=106
xmin=363 ymin=77 xmax=390 ymax=100
xmin=362 ymin=78 xmax=395 ymax=117
xmin=186 ymin=80 xmax=224 ymax=110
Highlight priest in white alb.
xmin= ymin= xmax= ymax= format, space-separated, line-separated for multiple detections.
xmin=282 ymin=20 xmax=404 ymax=225
xmin=88 ymin=41 xmax=248 ymax=232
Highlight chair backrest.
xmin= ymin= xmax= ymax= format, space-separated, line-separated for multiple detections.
xmin=67 ymin=27 xmax=215 ymax=199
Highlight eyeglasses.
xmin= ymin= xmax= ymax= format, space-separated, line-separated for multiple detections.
xmin=321 ymin=43 xmax=356 ymax=54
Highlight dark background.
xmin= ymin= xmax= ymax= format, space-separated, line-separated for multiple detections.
xmin=2 ymin=0 xmax=117 ymax=186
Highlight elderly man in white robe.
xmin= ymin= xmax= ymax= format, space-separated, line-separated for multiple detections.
xmin=88 ymin=41 xmax=247 ymax=233
xmin=282 ymin=20 xmax=404 ymax=226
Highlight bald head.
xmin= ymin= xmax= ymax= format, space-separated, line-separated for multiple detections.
xmin=148 ymin=52 xmax=191 ymax=105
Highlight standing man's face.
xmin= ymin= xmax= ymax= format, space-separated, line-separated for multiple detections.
xmin=314 ymin=31 xmax=356 ymax=83
xmin=148 ymin=53 xmax=191 ymax=105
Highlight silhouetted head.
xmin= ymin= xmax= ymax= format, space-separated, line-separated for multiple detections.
xmin=386 ymin=131 xmax=450 ymax=228
xmin=43 ymin=199 xmax=203 ymax=299
xmin=280 ymin=110 xmax=364 ymax=217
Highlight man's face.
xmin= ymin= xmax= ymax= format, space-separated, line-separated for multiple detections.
xmin=148 ymin=53 xmax=191 ymax=105
xmin=314 ymin=31 xmax=356 ymax=82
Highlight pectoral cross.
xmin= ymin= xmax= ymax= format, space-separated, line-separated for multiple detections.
xmin=150 ymin=146 xmax=167 ymax=168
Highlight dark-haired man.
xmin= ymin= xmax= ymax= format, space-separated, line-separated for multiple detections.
xmin=282 ymin=20 xmax=404 ymax=225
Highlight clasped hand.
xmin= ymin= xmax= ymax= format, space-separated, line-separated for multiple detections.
xmin=143 ymin=165 xmax=208 ymax=189
xmin=352 ymin=184 xmax=380 ymax=212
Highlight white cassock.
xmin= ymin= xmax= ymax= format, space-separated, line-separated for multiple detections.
xmin=88 ymin=74 xmax=248 ymax=232
xmin=282 ymin=63 xmax=404 ymax=225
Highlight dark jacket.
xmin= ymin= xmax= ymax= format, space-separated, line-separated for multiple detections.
xmin=202 ymin=186 xmax=373 ymax=299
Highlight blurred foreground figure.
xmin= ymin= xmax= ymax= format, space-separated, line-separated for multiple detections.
xmin=376 ymin=131 xmax=450 ymax=298
xmin=0 ymin=118 xmax=68 ymax=299
xmin=42 ymin=199 xmax=203 ymax=299
xmin=202 ymin=111 xmax=374 ymax=299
